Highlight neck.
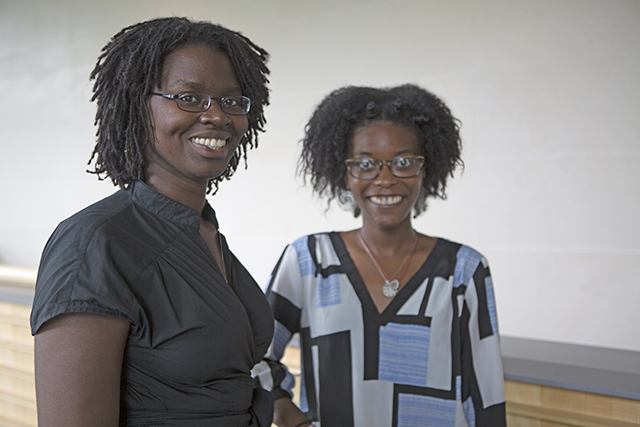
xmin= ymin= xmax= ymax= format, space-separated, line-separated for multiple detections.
xmin=360 ymin=221 xmax=417 ymax=254
xmin=144 ymin=173 xmax=208 ymax=213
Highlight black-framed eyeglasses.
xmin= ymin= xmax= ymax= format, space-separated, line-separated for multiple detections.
xmin=345 ymin=155 xmax=425 ymax=180
xmin=151 ymin=91 xmax=251 ymax=115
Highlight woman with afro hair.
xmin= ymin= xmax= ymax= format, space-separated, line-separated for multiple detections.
xmin=254 ymin=84 xmax=506 ymax=427
xmin=31 ymin=17 xmax=274 ymax=427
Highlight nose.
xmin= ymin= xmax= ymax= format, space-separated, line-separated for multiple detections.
xmin=373 ymin=163 xmax=397 ymax=187
xmin=199 ymin=101 xmax=231 ymax=126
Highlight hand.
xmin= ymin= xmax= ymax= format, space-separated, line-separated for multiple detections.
xmin=273 ymin=396 xmax=312 ymax=427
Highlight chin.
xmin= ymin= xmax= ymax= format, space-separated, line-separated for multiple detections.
xmin=364 ymin=213 xmax=412 ymax=229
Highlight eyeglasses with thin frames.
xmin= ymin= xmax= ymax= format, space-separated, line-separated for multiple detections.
xmin=151 ymin=91 xmax=251 ymax=115
xmin=345 ymin=155 xmax=425 ymax=180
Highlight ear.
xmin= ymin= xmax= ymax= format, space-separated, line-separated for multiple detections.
xmin=343 ymin=171 xmax=351 ymax=192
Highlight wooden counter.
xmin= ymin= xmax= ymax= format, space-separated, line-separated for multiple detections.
xmin=502 ymin=336 xmax=640 ymax=426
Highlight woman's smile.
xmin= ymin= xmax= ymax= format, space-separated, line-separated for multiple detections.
xmin=368 ymin=195 xmax=403 ymax=205
xmin=191 ymin=137 xmax=227 ymax=149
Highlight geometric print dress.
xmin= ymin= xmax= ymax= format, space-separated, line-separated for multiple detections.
xmin=254 ymin=232 xmax=506 ymax=427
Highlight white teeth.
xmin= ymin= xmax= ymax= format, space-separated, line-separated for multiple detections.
xmin=370 ymin=196 xmax=402 ymax=205
xmin=192 ymin=137 xmax=226 ymax=148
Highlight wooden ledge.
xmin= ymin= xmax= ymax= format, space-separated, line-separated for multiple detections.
xmin=0 ymin=265 xmax=36 ymax=288
xmin=507 ymin=401 xmax=640 ymax=427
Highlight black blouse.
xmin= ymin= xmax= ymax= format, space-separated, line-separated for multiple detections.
xmin=31 ymin=181 xmax=274 ymax=426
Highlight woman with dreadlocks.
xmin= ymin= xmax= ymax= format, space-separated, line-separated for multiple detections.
xmin=254 ymin=85 xmax=506 ymax=426
xmin=31 ymin=17 xmax=273 ymax=427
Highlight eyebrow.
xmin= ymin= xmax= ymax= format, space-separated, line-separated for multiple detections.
xmin=352 ymin=149 xmax=417 ymax=157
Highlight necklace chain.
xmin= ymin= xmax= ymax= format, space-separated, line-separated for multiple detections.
xmin=359 ymin=230 xmax=418 ymax=297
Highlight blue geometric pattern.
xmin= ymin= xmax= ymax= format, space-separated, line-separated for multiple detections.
xmin=456 ymin=375 xmax=477 ymax=427
xmin=463 ymin=395 xmax=476 ymax=427
xmin=298 ymin=369 xmax=308 ymax=412
xmin=485 ymin=276 xmax=499 ymax=335
xmin=293 ymin=237 xmax=315 ymax=277
xmin=454 ymin=246 xmax=483 ymax=287
xmin=272 ymin=322 xmax=292 ymax=359
xmin=398 ymin=393 xmax=457 ymax=427
xmin=280 ymin=369 xmax=296 ymax=399
xmin=259 ymin=234 xmax=506 ymax=426
xmin=379 ymin=323 xmax=429 ymax=387
xmin=316 ymin=274 xmax=342 ymax=308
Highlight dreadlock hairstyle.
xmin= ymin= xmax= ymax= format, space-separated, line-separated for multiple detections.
xmin=88 ymin=17 xmax=270 ymax=193
xmin=299 ymin=84 xmax=462 ymax=217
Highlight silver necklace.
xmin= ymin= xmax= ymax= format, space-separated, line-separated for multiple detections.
xmin=359 ymin=230 xmax=418 ymax=297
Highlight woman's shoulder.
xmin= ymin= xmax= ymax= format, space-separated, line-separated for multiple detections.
xmin=54 ymin=186 xmax=183 ymax=251
xmin=49 ymin=190 xmax=131 ymax=246
xmin=275 ymin=232 xmax=340 ymax=270
xmin=286 ymin=231 xmax=336 ymax=248
xmin=427 ymin=237 xmax=492 ymax=289
xmin=59 ymin=188 xmax=135 ymax=224
xmin=430 ymin=237 xmax=486 ymax=260
xmin=40 ymin=188 xmax=168 ymax=277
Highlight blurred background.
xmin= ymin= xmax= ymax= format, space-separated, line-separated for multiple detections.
xmin=0 ymin=0 xmax=638 ymax=352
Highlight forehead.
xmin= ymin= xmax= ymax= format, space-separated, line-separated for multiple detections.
xmin=159 ymin=44 xmax=240 ymax=92
xmin=349 ymin=121 xmax=420 ymax=157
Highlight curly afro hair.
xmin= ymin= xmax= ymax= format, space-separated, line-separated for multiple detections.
xmin=88 ymin=17 xmax=270 ymax=194
xmin=299 ymin=84 xmax=463 ymax=217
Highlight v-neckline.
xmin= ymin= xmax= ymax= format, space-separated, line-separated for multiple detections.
xmin=329 ymin=232 xmax=442 ymax=318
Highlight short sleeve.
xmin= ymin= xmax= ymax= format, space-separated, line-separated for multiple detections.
xmin=31 ymin=213 xmax=140 ymax=335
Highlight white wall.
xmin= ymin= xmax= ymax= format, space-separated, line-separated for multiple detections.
xmin=1 ymin=0 xmax=638 ymax=351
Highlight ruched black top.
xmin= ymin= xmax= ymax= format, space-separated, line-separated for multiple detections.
xmin=31 ymin=181 xmax=273 ymax=426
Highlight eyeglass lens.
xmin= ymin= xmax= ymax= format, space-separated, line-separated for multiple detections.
xmin=175 ymin=92 xmax=250 ymax=115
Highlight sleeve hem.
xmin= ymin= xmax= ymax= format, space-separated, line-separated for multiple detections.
xmin=31 ymin=303 xmax=133 ymax=335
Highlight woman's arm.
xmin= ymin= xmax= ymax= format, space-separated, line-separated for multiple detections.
xmin=260 ymin=240 xmax=313 ymax=426
xmin=273 ymin=397 xmax=312 ymax=427
xmin=458 ymin=248 xmax=506 ymax=426
xmin=34 ymin=313 xmax=130 ymax=427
